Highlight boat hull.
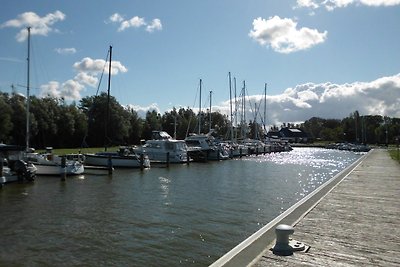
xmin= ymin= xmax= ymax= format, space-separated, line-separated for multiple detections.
xmin=84 ymin=154 xmax=150 ymax=168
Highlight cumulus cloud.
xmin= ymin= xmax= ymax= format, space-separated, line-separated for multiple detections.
xmin=249 ymin=16 xmax=327 ymax=53
xmin=296 ymin=0 xmax=400 ymax=10
xmin=126 ymin=103 xmax=160 ymax=118
xmin=55 ymin=47 xmax=77 ymax=55
xmin=1 ymin=10 xmax=65 ymax=42
xmin=107 ymin=13 xmax=162 ymax=33
xmin=146 ymin=19 xmax=163 ymax=32
xmin=39 ymin=56 xmax=128 ymax=101
xmin=212 ymin=73 xmax=400 ymax=127
xmin=40 ymin=80 xmax=84 ymax=101
xmin=73 ymin=57 xmax=128 ymax=75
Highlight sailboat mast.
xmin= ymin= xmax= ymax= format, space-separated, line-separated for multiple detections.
xmin=234 ymin=77 xmax=237 ymax=140
xmin=263 ymin=83 xmax=267 ymax=134
xmin=198 ymin=79 xmax=202 ymax=134
xmin=242 ymin=80 xmax=246 ymax=139
xmin=26 ymin=27 xmax=31 ymax=151
xmin=105 ymin=45 xmax=112 ymax=151
xmin=229 ymin=72 xmax=233 ymax=141
xmin=209 ymin=90 xmax=212 ymax=133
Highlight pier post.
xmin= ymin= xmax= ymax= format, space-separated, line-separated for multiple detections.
xmin=61 ymin=156 xmax=66 ymax=181
xmin=0 ymin=157 xmax=3 ymax=177
xmin=140 ymin=154 xmax=144 ymax=171
xmin=240 ymin=148 xmax=242 ymax=158
xmin=166 ymin=152 xmax=170 ymax=168
xmin=107 ymin=155 xmax=113 ymax=175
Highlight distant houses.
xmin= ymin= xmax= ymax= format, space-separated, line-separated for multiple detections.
xmin=266 ymin=127 xmax=310 ymax=143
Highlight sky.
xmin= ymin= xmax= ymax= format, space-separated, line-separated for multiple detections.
xmin=1 ymin=0 xmax=400 ymax=127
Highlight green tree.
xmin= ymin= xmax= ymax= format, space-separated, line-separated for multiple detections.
xmin=0 ymin=93 xmax=13 ymax=143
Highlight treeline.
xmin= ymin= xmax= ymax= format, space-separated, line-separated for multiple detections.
xmin=0 ymin=92 xmax=230 ymax=149
xmin=1 ymin=92 xmax=399 ymax=149
xmin=299 ymin=111 xmax=400 ymax=144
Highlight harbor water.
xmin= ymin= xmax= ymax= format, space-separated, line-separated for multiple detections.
xmin=0 ymin=147 xmax=362 ymax=266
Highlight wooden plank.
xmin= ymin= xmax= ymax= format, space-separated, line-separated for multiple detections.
xmin=254 ymin=149 xmax=400 ymax=267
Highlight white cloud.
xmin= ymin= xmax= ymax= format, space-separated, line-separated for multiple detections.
xmin=1 ymin=10 xmax=65 ymax=42
xmin=146 ymin=19 xmax=162 ymax=33
xmin=107 ymin=13 xmax=162 ymax=33
xmin=296 ymin=0 xmax=400 ymax=10
xmin=40 ymin=80 xmax=84 ymax=101
xmin=118 ymin=16 xmax=146 ymax=32
xmin=248 ymin=16 xmax=327 ymax=53
xmin=55 ymin=47 xmax=77 ymax=55
xmin=109 ymin=13 xmax=124 ymax=23
xmin=73 ymin=57 xmax=128 ymax=75
xmin=74 ymin=72 xmax=98 ymax=87
xmin=39 ymin=56 xmax=127 ymax=101
xmin=40 ymin=81 xmax=61 ymax=98
xmin=210 ymin=73 xmax=400 ymax=127
xmin=126 ymin=103 xmax=160 ymax=118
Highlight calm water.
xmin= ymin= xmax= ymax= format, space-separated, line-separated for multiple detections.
xmin=0 ymin=148 xmax=362 ymax=266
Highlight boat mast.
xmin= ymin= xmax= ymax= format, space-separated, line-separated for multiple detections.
xmin=234 ymin=77 xmax=237 ymax=140
xmin=263 ymin=83 xmax=267 ymax=135
xmin=105 ymin=45 xmax=112 ymax=151
xmin=26 ymin=27 xmax=31 ymax=151
xmin=209 ymin=90 xmax=212 ymax=133
xmin=198 ymin=79 xmax=202 ymax=134
xmin=229 ymin=72 xmax=233 ymax=142
xmin=242 ymin=80 xmax=246 ymax=139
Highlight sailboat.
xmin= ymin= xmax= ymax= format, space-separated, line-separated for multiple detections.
xmin=184 ymin=79 xmax=230 ymax=161
xmin=22 ymin=27 xmax=84 ymax=176
xmin=84 ymin=46 xmax=150 ymax=168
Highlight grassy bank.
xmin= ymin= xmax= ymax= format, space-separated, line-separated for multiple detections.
xmin=388 ymin=146 xmax=400 ymax=163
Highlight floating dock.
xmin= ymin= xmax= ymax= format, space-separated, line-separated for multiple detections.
xmin=211 ymin=149 xmax=400 ymax=266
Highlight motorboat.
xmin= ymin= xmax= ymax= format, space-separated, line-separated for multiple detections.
xmin=185 ymin=134 xmax=230 ymax=161
xmin=133 ymin=131 xmax=189 ymax=163
xmin=1 ymin=144 xmax=36 ymax=185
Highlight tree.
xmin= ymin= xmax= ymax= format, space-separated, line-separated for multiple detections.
xmin=0 ymin=93 xmax=13 ymax=143
xmin=142 ymin=110 xmax=162 ymax=140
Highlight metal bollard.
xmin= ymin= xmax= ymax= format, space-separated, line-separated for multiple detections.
xmin=272 ymin=224 xmax=306 ymax=256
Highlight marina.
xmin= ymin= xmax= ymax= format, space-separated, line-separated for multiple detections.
xmin=0 ymin=147 xmax=364 ymax=266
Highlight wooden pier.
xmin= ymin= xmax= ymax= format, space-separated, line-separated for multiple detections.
xmin=253 ymin=149 xmax=400 ymax=266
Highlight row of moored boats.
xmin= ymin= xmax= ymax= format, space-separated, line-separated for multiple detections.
xmin=1 ymin=131 xmax=293 ymax=186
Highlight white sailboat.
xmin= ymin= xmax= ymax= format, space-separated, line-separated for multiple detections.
xmin=83 ymin=46 xmax=150 ymax=168
xmin=21 ymin=27 xmax=84 ymax=175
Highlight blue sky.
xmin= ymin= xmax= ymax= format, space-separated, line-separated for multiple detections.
xmin=1 ymin=0 xmax=400 ymax=126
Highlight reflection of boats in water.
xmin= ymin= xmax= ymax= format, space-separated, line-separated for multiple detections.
xmin=133 ymin=131 xmax=189 ymax=164
xmin=1 ymin=144 xmax=36 ymax=185
xmin=185 ymin=134 xmax=230 ymax=162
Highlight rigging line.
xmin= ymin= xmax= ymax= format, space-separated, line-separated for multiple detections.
xmin=95 ymin=49 xmax=110 ymax=96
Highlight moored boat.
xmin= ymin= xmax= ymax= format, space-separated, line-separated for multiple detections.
xmin=1 ymin=144 xmax=36 ymax=184
xmin=84 ymin=147 xmax=150 ymax=168
xmin=25 ymin=151 xmax=84 ymax=176
xmin=133 ymin=131 xmax=189 ymax=164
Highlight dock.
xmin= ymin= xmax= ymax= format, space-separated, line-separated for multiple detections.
xmin=211 ymin=149 xmax=400 ymax=266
